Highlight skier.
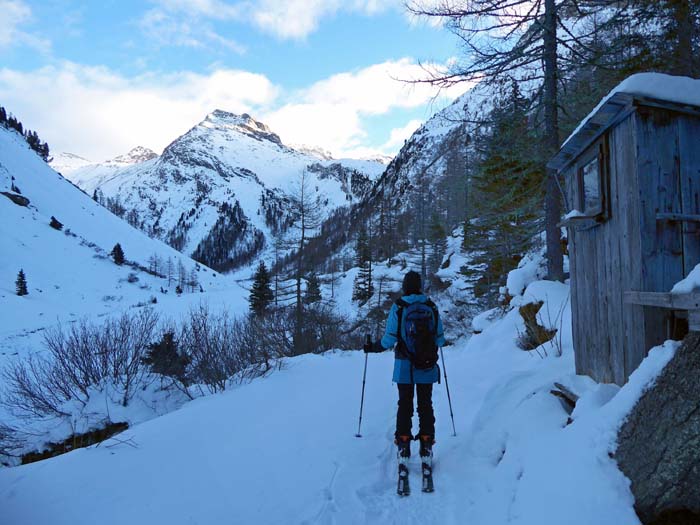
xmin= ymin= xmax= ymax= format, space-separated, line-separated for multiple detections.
xmin=364 ymin=270 xmax=445 ymax=495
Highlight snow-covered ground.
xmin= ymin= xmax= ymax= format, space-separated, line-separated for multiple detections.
xmin=0 ymin=125 xmax=240 ymax=361
xmin=0 ymin=247 xmax=675 ymax=524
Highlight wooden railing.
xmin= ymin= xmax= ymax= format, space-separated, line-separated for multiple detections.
xmin=624 ymin=291 xmax=700 ymax=331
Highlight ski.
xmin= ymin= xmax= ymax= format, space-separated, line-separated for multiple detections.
xmin=421 ymin=461 xmax=434 ymax=493
xmin=397 ymin=461 xmax=410 ymax=496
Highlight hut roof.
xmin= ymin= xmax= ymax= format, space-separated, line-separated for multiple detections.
xmin=549 ymin=73 xmax=700 ymax=172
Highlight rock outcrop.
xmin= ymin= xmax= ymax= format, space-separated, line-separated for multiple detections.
xmin=616 ymin=332 xmax=700 ymax=524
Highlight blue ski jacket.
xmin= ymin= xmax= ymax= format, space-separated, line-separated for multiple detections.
xmin=380 ymin=294 xmax=445 ymax=384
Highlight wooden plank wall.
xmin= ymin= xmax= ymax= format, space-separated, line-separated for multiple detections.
xmin=614 ymin=116 xmax=645 ymax=383
xmin=568 ymin=114 xmax=643 ymax=385
xmin=679 ymin=116 xmax=700 ymax=276
xmin=635 ymin=107 xmax=684 ymax=366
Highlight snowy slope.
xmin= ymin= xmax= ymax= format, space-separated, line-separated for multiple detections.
xmin=49 ymin=152 xmax=93 ymax=174
xmin=0 ymin=267 xmax=675 ymax=524
xmin=57 ymin=111 xmax=385 ymax=273
xmin=0 ymin=126 xmax=224 ymax=357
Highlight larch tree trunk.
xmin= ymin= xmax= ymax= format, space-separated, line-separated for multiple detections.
xmin=543 ymin=0 xmax=564 ymax=281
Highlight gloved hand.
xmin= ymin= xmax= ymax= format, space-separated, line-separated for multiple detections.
xmin=364 ymin=340 xmax=383 ymax=353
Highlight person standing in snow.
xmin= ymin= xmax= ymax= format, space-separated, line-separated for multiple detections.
xmin=364 ymin=270 xmax=445 ymax=493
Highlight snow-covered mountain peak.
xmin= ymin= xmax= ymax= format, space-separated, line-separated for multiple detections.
xmin=201 ymin=110 xmax=283 ymax=146
xmin=110 ymin=146 xmax=158 ymax=165
xmin=290 ymin=144 xmax=335 ymax=160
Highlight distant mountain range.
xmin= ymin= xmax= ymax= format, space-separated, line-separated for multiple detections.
xmin=53 ymin=111 xmax=386 ymax=273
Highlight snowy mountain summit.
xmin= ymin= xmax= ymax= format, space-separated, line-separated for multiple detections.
xmin=110 ymin=146 xmax=158 ymax=165
xmin=203 ymin=110 xmax=284 ymax=146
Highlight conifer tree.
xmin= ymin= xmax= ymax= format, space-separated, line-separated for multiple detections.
xmin=141 ymin=331 xmax=189 ymax=383
xmin=352 ymin=226 xmax=374 ymax=303
xmin=428 ymin=213 xmax=447 ymax=274
xmin=304 ymin=272 xmax=322 ymax=305
xmin=250 ymin=261 xmax=274 ymax=315
xmin=467 ymin=82 xmax=543 ymax=301
xmin=177 ymin=260 xmax=186 ymax=289
xmin=188 ymin=268 xmax=199 ymax=293
xmin=166 ymin=257 xmax=174 ymax=287
xmin=110 ymin=243 xmax=125 ymax=265
xmin=15 ymin=269 xmax=28 ymax=296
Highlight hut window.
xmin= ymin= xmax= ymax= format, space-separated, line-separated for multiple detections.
xmin=577 ymin=143 xmax=605 ymax=217
xmin=582 ymin=157 xmax=600 ymax=211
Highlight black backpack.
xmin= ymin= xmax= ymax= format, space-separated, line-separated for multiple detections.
xmin=396 ymin=298 xmax=439 ymax=370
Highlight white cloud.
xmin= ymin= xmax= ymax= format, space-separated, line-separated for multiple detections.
xmin=140 ymin=8 xmax=246 ymax=54
xmin=145 ymin=0 xmax=402 ymax=42
xmin=0 ymin=0 xmax=50 ymax=52
xmin=152 ymin=0 xmax=243 ymax=20
xmin=264 ymin=58 xmax=465 ymax=157
xmin=382 ymin=119 xmax=423 ymax=151
xmin=0 ymin=58 xmax=467 ymax=161
xmin=0 ymin=63 xmax=277 ymax=160
xmin=243 ymin=0 xmax=400 ymax=39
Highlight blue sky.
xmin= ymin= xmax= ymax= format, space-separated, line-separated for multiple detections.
xmin=0 ymin=0 xmax=466 ymax=160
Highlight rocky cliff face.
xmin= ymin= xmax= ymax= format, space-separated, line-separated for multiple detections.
xmin=616 ymin=332 xmax=700 ymax=524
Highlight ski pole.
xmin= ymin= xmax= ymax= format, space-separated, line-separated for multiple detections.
xmin=355 ymin=334 xmax=370 ymax=438
xmin=440 ymin=346 xmax=457 ymax=437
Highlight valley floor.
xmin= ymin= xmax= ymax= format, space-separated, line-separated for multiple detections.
xmin=0 ymin=280 xmax=671 ymax=525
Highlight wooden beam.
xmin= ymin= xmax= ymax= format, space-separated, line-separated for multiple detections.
xmin=657 ymin=213 xmax=700 ymax=222
xmin=558 ymin=215 xmax=603 ymax=229
xmin=633 ymin=95 xmax=700 ymax=119
xmin=624 ymin=291 xmax=700 ymax=310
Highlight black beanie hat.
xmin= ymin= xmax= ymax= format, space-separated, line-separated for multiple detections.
xmin=402 ymin=270 xmax=422 ymax=295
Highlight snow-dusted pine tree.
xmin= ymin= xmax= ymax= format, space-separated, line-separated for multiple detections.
xmin=304 ymin=273 xmax=322 ymax=305
xmin=250 ymin=261 xmax=274 ymax=315
xmin=15 ymin=269 xmax=28 ymax=296
xmin=110 ymin=243 xmax=125 ymax=265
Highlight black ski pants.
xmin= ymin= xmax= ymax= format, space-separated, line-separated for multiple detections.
xmin=395 ymin=383 xmax=435 ymax=439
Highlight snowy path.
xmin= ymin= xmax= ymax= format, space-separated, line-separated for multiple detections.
xmin=0 ymin=282 xmax=650 ymax=524
xmin=0 ymin=348 xmax=524 ymax=524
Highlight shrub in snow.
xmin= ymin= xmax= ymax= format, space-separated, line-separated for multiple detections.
xmin=2 ymin=309 xmax=160 ymax=417
xmin=110 ymin=243 xmax=125 ymax=265
xmin=127 ymin=272 xmax=139 ymax=283
xmin=15 ymin=269 xmax=28 ymax=296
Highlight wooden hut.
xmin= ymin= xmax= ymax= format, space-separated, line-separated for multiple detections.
xmin=549 ymin=74 xmax=700 ymax=385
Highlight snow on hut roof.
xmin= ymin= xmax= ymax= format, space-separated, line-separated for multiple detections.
xmin=549 ymin=73 xmax=700 ymax=172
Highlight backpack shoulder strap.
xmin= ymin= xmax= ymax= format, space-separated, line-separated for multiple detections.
xmin=424 ymin=298 xmax=440 ymax=327
xmin=395 ymin=298 xmax=408 ymax=342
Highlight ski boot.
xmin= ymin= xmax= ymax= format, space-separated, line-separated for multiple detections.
xmin=418 ymin=435 xmax=434 ymax=493
xmin=395 ymin=435 xmax=411 ymax=496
